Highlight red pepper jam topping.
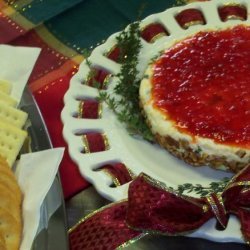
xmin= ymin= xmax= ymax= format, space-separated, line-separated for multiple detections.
xmin=152 ymin=25 xmax=250 ymax=148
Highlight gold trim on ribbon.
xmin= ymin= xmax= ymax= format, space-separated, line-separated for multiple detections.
xmin=82 ymin=134 xmax=90 ymax=153
xmin=222 ymin=3 xmax=245 ymax=7
xmin=182 ymin=20 xmax=204 ymax=29
xmin=101 ymin=169 xmax=121 ymax=187
xmin=127 ymin=167 xmax=136 ymax=180
xmin=217 ymin=194 xmax=226 ymax=214
xmin=225 ymin=165 xmax=250 ymax=191
xmin=100 ymin=164 xmax=135 ymax=187
xmin=206 ymin=194 xmax=226 ymax=228
xmin=102 ymin=74 xmax=111 ymax=89
xmin=126 ymin=220 xmax=199 ymax=237
xmin=225 ymin=181 xmax=250 ymax=192
xmin=116 ymin=233 xmax=148 ymax=249
xmin=224 ymin=15 xmax=245 ymax=21
xmin=68 ymin=199 xmax=128 ymax=233
xmin=150 ymin=32 xmax=167 ymax=43
xmin=102 ymin=133 xmax=110 ymax=151
xmin=78 ymin=100 xmax=102 ymax=118
xmin=78 ymin=100 xmax=84 ymax=118
xmin=81 ymin=133 xmax=109 ymax=153
xmin=97 ymin=102 xmax=102 ymax=118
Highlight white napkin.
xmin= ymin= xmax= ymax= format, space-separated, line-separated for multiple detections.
xmin=0 ymin=44 xmax=41 ymax=102
xmin=16 ymin=148 xmax=64 ymax=250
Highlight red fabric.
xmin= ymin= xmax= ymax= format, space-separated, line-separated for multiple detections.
xmin=0 ymin=12 xmax=27 ymax=43
xmin=32 ymin=67 xmax=90 ymax=199
xmin=10 ymin=30 xmax=69 ymax=82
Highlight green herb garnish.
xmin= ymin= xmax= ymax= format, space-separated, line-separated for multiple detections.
xmin=98 ymin=21 xmax=154 ymax=141
xmin=170 ymin=177 xmax=230 ymax=197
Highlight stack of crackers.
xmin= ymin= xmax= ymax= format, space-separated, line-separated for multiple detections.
xmin=0 ymin=80 xmax=27 ymax=166
xmin=0 ymin=80 xmax=28 ymax=249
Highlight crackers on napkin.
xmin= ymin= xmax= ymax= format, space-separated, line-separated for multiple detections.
xmin=0 ymin=100 xmax=28 ymax=128
xmin=0 ymin=120 xmax=27 ymax=167
xmin=0 ymin=80 xmax=11 ymax=95
xmin=0 ymin=81 xmax=28 ymax=167
xmin=0 ymin=90 xmax=17 ymax=107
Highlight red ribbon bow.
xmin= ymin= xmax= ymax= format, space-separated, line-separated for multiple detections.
xmin=69 ymin=166 xmax=250 ymax=250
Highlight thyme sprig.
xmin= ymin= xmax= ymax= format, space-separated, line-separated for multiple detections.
xmin=170 ymin=177 xmax=230 ymax=197
xmin=98 ymin=21 xmax=154 ymax=141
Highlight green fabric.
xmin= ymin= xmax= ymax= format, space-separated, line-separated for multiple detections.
xmin=6 ymin=0 xmax=179 ymax=50
xmin=43 ymin=0 xmax=177 ymax=51
xmin=6 ymin=0 xmax=180 ymax=51
xmin=9 ymin=0 xmax=83 ymax=25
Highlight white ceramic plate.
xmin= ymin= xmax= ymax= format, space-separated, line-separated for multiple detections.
xmin=62 ymin=0 xmax=250 ymax=243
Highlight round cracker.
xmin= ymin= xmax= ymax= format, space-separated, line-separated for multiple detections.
xmin=0 ymin=171 xmax=22 ymax=204
xmin=0 ymin=155 xmax=8 ymax=165
xmin=0 ymin=156 xmax=22 ymax=204
xmin=0 ymin=149 xmax=22 ymax=250
xmin=0 ymin=231 xmax=6 ymax=250
xmin=0 ymin=241 xmax=6 ymax=250
xmin=0 ymin=183 xmax=21 ymax=223
xmin=0 ymin=208 xmax=21 ymax=250
xmin=0 ymin=157 xmax=11 ymax=174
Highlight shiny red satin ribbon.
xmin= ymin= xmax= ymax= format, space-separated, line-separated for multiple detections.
xmin=69 ymin=165 xmax=250 ymax=249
